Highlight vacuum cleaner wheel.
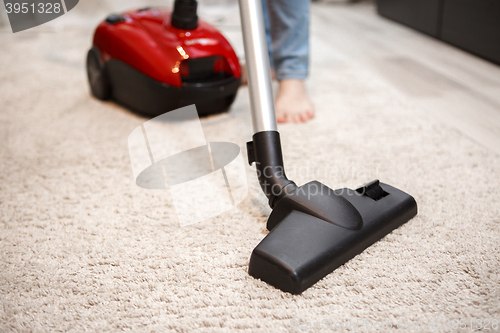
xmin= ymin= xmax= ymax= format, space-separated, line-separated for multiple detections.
xmin=86 ymin=47 xmax=111 ymax=100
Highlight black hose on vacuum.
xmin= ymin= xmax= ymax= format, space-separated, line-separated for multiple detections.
xmin=248 ymin=131 xmax=298 ymax=208
xmin=171 ymin=0 xmax=198 ymax=30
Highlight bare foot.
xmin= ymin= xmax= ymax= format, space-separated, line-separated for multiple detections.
xmin=275 ymin=79 xmax=314 ymax=123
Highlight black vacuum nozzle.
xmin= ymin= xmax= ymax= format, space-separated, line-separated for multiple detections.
xmin=171 ymin=0 xmax=198 ymax=30
xmin=247 ymin=131 xmax=417 ymax=294
xmin=248 ymin=181 xmax=417 ymax=294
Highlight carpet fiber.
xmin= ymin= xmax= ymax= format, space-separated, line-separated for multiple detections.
xmin=1 ymin=2 xmax=499 ymax=332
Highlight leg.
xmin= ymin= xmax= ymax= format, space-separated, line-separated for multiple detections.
xmin=262 ymin=0 xmax=274 ymax=70
xmin=267 ymin=0 xmax=314 ymax=123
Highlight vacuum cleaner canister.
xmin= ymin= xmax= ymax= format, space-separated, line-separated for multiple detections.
xmin=86 ymin=3 xmax=241 ymax=116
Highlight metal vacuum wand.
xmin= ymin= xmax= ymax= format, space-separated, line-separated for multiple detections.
xmin=239 ymin=0 xmax=296 ymax=209
xmin=238 ymin=0 xmax=277 ymax=133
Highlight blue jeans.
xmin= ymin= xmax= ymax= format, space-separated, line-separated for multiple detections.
xmin=261 ymin=0 xmax=310 ymax=80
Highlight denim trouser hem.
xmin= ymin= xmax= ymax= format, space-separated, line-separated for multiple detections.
xmin=275 ymin=70 xmax=309 ymax=81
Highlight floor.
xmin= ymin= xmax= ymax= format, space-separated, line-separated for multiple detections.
xmin=311 ymin=1 xmax=500 ymax=155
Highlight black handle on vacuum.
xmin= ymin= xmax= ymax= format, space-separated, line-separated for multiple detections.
xmin=171 ymin=0 xmax=198 ymax=30
xmin=247 ymin=131 xmax=297 ymax=208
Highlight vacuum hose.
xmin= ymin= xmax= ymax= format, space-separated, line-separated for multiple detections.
xmin=248 ymin=131 xmax=298 ymax=208
xmin=171 ymin=0 xmax=198 ymax=30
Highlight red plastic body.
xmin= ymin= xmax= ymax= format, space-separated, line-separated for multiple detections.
xmin=92 ymin=8 xmax=241 ymax=88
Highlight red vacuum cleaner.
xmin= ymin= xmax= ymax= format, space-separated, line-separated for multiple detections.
xmin=86 ymin=0 xmax=241 ymax=116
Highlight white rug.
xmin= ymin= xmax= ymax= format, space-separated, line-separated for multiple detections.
xmin=1 ymin=2 xmax=499 ymax=332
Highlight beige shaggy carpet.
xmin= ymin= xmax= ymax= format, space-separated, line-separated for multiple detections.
xmin=1 ymin=1 xmax=499 ymax=332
